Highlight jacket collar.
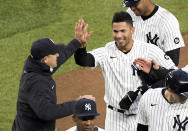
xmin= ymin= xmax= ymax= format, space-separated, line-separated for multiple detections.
xmin=23 ymin=56 xmax=52 ymax=76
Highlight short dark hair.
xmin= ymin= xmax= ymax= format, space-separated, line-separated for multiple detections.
xmin=112 ymin=11 xmax=133 ymax=26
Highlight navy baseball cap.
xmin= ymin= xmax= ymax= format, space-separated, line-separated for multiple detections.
xmin=166 ymin=69 xmax=188 ymax=100
xmin=31 ymin=38 xmax=58 ymax=60
xmin=73 ymin=98 xmax=100 ymax=117
xmin=122 ymin=0 xmax=141 ymax=7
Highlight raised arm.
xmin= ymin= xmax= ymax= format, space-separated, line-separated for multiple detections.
xmin=74 ymin=19 xmax=95 ymax=67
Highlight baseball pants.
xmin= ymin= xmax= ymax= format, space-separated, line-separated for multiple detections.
xmin=105 ymin=106 xmax=137 ymax=131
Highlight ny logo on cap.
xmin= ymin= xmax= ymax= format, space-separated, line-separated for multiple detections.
xmin=85 ymin=103 xmax=91 ymax=111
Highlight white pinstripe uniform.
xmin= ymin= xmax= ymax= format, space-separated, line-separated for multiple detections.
xmin=182 ymin=65 xmax=188 ymax=73
xmin=89 ymin=40 xmax=177 ymax=131
xmin=137 ymin=88 xmax=188 ymax=131
xmin=127 ymin=6 xmax=184 ymax=53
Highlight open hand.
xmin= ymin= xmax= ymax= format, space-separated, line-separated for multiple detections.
xmin=75 ymin=19 xmax=92 ymax=48
xmin=134 ymin=58 xmax=159 ymax=74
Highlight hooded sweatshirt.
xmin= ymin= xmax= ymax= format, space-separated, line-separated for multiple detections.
xmin=12 ymin=39 xmax=81 ymax=131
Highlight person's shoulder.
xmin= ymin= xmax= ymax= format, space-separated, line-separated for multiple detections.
xmin=137 ymin=40 xmax=163 ymax=51
xmin=182 ymin=65 xmax=188 ymax=73
xmin=65 ymin=126 xmax=76 ymax=131
xmin=96 ymin=126 xmax=105 ymax=131
xmin=23 ymin=71 xmax=47 ymax=85
xmin=105 ymin=41 xmax=115 ymax=46
xmin=134 ymin=40 xmax=159 ymax=49
xmin=158 ymin=6 xmax=174 ymax=16
xmin=142 ymin=88 xmax=163 ymax=99
xmin=157 ymin=6 xmax=179 ymax=24
xmin=105 ymin=41 xmax=116 ymax=48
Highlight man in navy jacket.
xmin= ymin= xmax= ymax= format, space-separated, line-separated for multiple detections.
xmin=12 ymin=19 xmax=94 ymax=131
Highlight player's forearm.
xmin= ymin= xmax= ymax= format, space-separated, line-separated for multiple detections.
xmin=63 ymin=39 xmax=82 ymax=57
xmin=33 ymin=100 xmax=76 ymax=120
xmin=74 ymin=48 xmax=95 ymax=67
xmin=149 ymin=66 xmax=171 ymax=80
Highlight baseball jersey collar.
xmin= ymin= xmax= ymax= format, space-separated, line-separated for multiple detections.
xmin=141 ymin=5 xmax=159 ymax=21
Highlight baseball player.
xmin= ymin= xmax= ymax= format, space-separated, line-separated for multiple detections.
xmin=66 ymin=98 xmax=104 ymax=131
xmin=122 ymin=0 xmax=185 ymax=66
xmin=74 ymin=11 xmax=177 ymax=131
xmin=137 ymin=69 xmax=188 ymax=131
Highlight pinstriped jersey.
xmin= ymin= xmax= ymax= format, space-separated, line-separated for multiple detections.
xmin=137 ymin=88 xmax=188 ymax=131
xmin=182 ymin=65 xmax=188 ymax=73
xmin=127 ymin=6 xmax=184 ymax=52
xmin=89 ymin=40 xmax=177 ymax=114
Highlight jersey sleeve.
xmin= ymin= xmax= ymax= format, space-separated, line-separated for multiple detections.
xmin=137 ymin=92 xmax=148 ymax=125
xmin=161 ymin=14 xmax=184 ymax=52
xmin=148 ymin=45 xmax=177 ymax=70
xmin=181 ymin=65 xmax=188 ymax=73
xmin=89 ymin=47 xmax=106 ymax=67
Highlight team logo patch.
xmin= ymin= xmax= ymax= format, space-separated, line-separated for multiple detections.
xmin=164 ymin=54 xmax=170 ymax=60
xmin=174 ymin=37 xmax=180 ymax=44
xmin=146 ymin=32 xmax=159 ymax=45
xmin=85 ymin=103 xmax=91 ymax=111
xmin=173 ymin=115 xmax=188 ymax=131
xmin=131 ymin=62 xmax=138 ymax=76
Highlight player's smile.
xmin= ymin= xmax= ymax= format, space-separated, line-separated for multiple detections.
xmin=116 ymin=38 xmax=126 ymax=44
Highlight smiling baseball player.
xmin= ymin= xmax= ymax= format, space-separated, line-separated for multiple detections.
xmin=74 ymin=11 xmax=177 ymax=131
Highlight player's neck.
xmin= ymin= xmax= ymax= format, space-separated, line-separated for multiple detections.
xmin=164 ymin=90 xmax=174 ymax=103
xmin=164 ymin=90 xmax=186 ymax=104
xmin=120 ymin=40 xmax=134 ymax=53
xmin=143 ymin=3 xmax=155 ymax=16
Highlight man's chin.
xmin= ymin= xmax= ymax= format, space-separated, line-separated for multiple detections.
xmin=51 ymin=64 xmax=57 ymax=68
xmin=83 ymin=128 xmax=92 ymax=131
xmin=116 ymin=43 xmax=126 ymax=48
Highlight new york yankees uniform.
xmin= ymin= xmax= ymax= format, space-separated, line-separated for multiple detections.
xmin=137 ymin=88 xmax=188 ymax=131
xmin=127 ymin=6 xmax=184 ymax=54
xmin=88 ymin=40 xmax=177 ymax=131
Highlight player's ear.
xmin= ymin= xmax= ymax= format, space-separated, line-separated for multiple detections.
xmin=131 ymin=27 xmax=135 ymax=34
xmin=41 ymin=56 xmax=48 ymax=64
xmin=72 ymin=115 xmax=76 ymax=122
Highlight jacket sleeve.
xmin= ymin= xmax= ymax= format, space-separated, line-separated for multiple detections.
xmin=53 ymin=39 xmax=81 ymax=73
xmin=74 ymin=48 xmax=95 ymax=67
xmin=28 ymin=80 xmax=76 ymax=120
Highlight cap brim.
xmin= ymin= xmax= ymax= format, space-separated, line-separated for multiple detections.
xmin=122 ymin=1 xmax=139 ymax=7
xmin=179 ymin=92 xmax=188 ymax=100
xmin=76 ymin=113 xmax=100 ymax=117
